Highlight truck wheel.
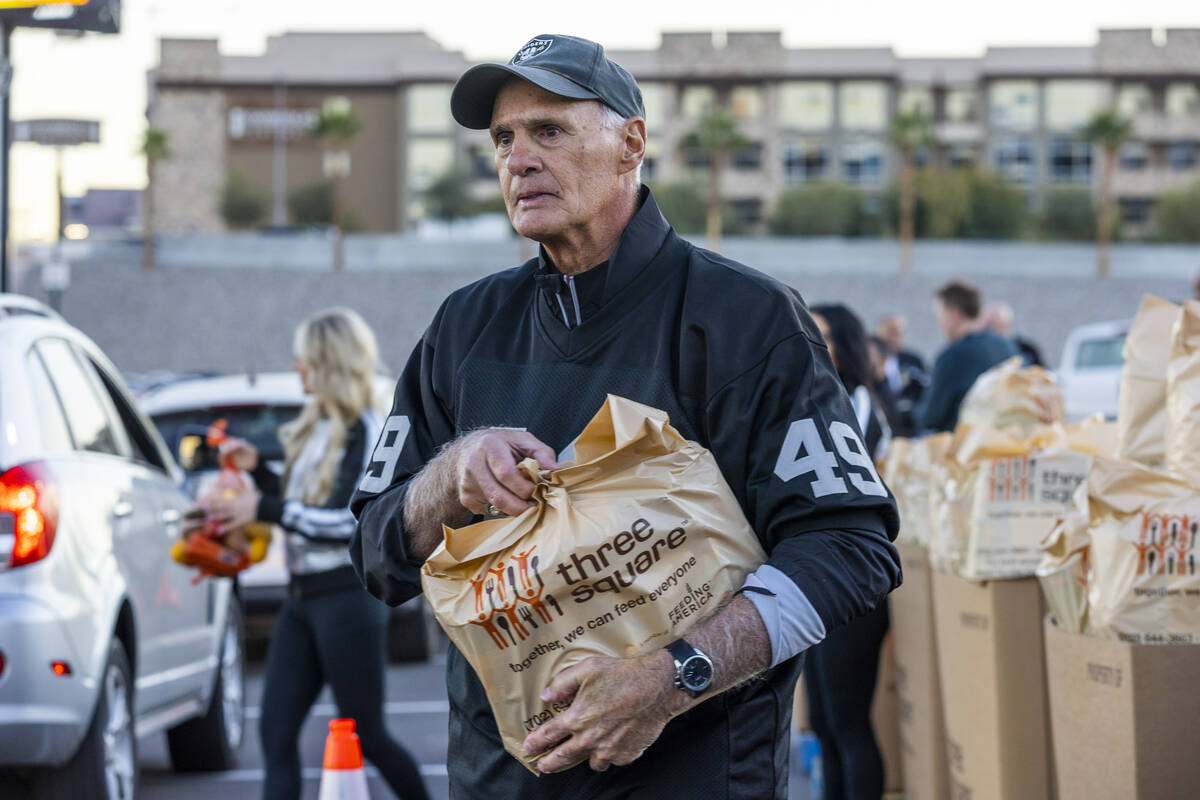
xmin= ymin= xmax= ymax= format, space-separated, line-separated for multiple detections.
xmin=167 ymin=599 xmax=245 ymax=771
xmin=33 ymin=639 xmax=136 ymax=800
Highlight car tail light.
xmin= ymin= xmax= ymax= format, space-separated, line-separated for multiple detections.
xmin=0 ymin=650 xmax=5 ymax=677
xmin=0 ymin=462 xmax=59 ymax=568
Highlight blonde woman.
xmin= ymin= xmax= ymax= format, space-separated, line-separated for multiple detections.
xmin=208 ymin=308 xmax=430 ymax=800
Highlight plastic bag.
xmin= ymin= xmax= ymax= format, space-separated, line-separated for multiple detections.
xmin=1117 ymin=294 xmax=1179 ymax=466
xmin=421 ymin=395 xmax=765 ymax=772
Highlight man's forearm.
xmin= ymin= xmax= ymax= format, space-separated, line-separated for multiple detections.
xmin=648 ymin=594 xmax=772 ymax=716
xmin=403 ymin=440 xmax=472 ymax=561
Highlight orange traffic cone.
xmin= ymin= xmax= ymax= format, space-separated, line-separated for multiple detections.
xmin=318 ymin=718 xmax=370 ymax=800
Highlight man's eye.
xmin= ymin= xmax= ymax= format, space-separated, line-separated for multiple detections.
xmin=543 ymin=126 xmax=561 ymax=138
xmin=495 ymin=133 xmax=512 ymax=148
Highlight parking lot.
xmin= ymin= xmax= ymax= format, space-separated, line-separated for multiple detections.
xmin=134 ymin=644 xmax=812 ymax=800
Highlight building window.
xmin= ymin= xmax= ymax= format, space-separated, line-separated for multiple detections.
xmin=944 ymin=87 xmax=979 ymax=122
xmin=407 ymin=138 xmax=455 ymax=194
xmin=732 ymin=142 xmax=763 ymax=170
xmin=898 ymin=87 xmax=934 ymax=118
xmin=841 ymin=137 xmax=884 ymax=184
xmin=993 ymin=138 xmax=1035 ymax=182
xmin=1048 ymin=138 xmax=1092 ymax=183
xmin=1165 ymin=83 xmax=1200 ymax=118
xmin=989 ymin=81 xmax=1039 ymax=131
xmin=1119 ymin=141 xmax=1148 ymax=170
xmin=1044 ymin=80 xmax=1105 ymax=130
xmin=467 ymin=145 xmax=494 ymax=179
xmin=729 ymin=198 xmax=762 ymax=228
xmin=1168 ymin=141 xmax=1199 ymax=170
xmin=1116 ymin=83 xmax=1153 ymax=117
xmin=947 ymin=143 xmax=979 ymax=168
xmin=641 ymin=140 xmax=661 ymax=182
xmin=730 ymin=86 xmax=764 ymax=120
xmin=783 ymin=138 xmax=828 ymax=182
xmin=1119 ymin=198 xmax=1153 ymax=224
xmin=640 ymin=82 xmax=666 ymax=130
xmin=683 ymin=147 xmax=711 ymax=170
xmin=778 ymin=82 xmax=834 ymax=130
xmin=840 ymin=82 xmax=888 ymax=131
xmin=406 ymin=84 xmax=453 ymax=134
xmin=680 ymin=85 xmax=716 ymax=120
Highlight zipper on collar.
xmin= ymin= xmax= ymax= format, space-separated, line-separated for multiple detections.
xmin=563 ymin=275 xmax=583 ymax=329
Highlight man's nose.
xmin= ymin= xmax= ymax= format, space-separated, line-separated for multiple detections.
xmin=506 ymin=135 xmax=541 ymax=176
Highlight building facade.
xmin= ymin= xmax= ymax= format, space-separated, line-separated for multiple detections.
xmin=148 ymin=29 xmax=1200 ymax=235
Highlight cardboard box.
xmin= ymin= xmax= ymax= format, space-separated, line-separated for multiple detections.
xmin=890 ymin=543 xmax=951 ymax=800
xmin=1044 ymin=618 xmax=1200 ymax=800
xmin=932 ymin=571 xmax=1054 ymax=800
xmin=871 ymin=630 xmax=904 ymax=795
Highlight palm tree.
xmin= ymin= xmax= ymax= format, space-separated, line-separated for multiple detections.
xmin=1081 ymin=108 xmax=1133 ymax=278
xmin=888 ymin=110 xmax=934 ymax=275
xmin=140 ymin=128 xmax=169 ymax=272
xmin=310 ymin=98 xmax=364 ymax=271
xmin=681 ymin=108 xmax=748 ymax=252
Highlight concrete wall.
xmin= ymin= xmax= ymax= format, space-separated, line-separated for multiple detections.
xmin=13 ymin=236 xmax=1195 ymax=381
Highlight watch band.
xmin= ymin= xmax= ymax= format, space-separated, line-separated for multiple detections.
xmin=666 ymin=638 xmax=698 ymax=664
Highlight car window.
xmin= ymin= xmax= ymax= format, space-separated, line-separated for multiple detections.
xmin=35 ymin=338 xmax=130 ymax=458
xmin=1076 ymin=334 xmax=1126 ymax=369
xmin=151 ymin=404 xmax=301 ymax=472
xmin=24 ymin=349 xmax=74 ymax=454
xmin=84 ymin=355 xmax=170 ymax=472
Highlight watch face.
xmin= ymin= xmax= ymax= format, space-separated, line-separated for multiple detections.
xmin=680 ymin=655 xmax=713 ymax=692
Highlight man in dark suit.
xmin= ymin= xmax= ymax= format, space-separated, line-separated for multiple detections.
xmin=874 ymin=314 xmax=927 ymax=437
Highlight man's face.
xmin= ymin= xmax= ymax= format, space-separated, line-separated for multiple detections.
xmin=489 ymin=80 xmax=628 ymax=245
xmin=934 ymin=299 xmax=960 ymax=340
xmin=878 ymin=317 xmax=905 ymax=354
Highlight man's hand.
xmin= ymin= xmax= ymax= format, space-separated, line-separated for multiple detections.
xmin=403 ymin=428 xmax=558 ymax=560
xmin=452 ymin=429 xmax=558 ymax=517
xmin=522 ymin=651 xmax=687 ymax=773
xmin=523 ymin=595 xmax=771 ymax=773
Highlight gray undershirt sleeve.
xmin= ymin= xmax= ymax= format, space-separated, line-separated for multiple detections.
xmin=742 ymin=563 xmax=827 ymax=668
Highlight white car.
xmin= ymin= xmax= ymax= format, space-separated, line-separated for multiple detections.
xmin=1057 ymin=318 xmax=1130 ymax=421
xmin=137 ymin=372 xmax=433 ymax=662
xmin=0 ymin=294 xmax=244 ymax=799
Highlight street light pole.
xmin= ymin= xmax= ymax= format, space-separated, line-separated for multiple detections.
xmin=0 ymin=22 xmax=12 ymax=294
xmin=272 ymin=75 xmax=287 ymax=227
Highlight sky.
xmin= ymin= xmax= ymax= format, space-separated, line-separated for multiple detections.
xmin=6 ymin=0 xmax=1199 ymax=241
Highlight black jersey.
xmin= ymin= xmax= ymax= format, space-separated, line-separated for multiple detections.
xmin=350 ymin=189 xmax=901 ymax=800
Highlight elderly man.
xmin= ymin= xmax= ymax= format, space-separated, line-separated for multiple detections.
xmin=981 ymin=301 xmax=1044 ymax=367
xmin=350 ymin=34 xmax=900 ymax=799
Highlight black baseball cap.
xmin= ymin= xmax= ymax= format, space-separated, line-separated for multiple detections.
xmin=450 ymin=34 xmax=645 ymax=130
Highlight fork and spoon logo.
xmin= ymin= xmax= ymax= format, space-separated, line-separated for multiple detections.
xmin=468 ymin=545 xmax=565 ymax=650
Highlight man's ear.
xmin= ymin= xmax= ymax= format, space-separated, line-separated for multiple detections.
xmin=617 ymin=117 xmax=647 ymax=176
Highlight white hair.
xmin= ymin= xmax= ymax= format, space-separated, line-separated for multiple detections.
xmin=597 ymin=104 xmax=643 ymax=185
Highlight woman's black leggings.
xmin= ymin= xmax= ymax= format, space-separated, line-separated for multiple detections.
xmin=803 ymin=601 xmax=890 ymax=800
xmin=259 ymin=585 xmax=431 ymax=800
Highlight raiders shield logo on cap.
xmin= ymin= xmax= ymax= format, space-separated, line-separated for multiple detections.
xmin=511 ymin=38 xmax=553 ymax=63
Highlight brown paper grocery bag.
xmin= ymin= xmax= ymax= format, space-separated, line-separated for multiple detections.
xmin=1084 ymin=455 xmax=1200 ymax=643
xmin=935 ymin=421 xmax=1110 ymax=579
xmin=1166 ymin=300 xmax=1200 ymax=487
xmin=421 ymin=395 xmax=766 ymax=773
xmin=1117 ymin=294 xmax=1179 ymax=466
xmin=958 ymin=356 xmax=1065 ymax=435
xmin=885 ymin=433 xmax=952 ymax=548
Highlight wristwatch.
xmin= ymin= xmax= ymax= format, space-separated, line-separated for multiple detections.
xmin=666 ymin=639 xmax=714 ymax=698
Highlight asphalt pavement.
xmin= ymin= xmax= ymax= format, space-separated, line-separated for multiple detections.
xmin=139 ymin=642 xmax=812 ymax=800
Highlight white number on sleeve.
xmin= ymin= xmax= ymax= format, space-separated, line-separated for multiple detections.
xmin=829 ymin=421 xmax=888 ymax=497
xmin=773 ymin=418 xmax=848 ymax=497
xmin=357 ymin=415 xmax=412 ymax=494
